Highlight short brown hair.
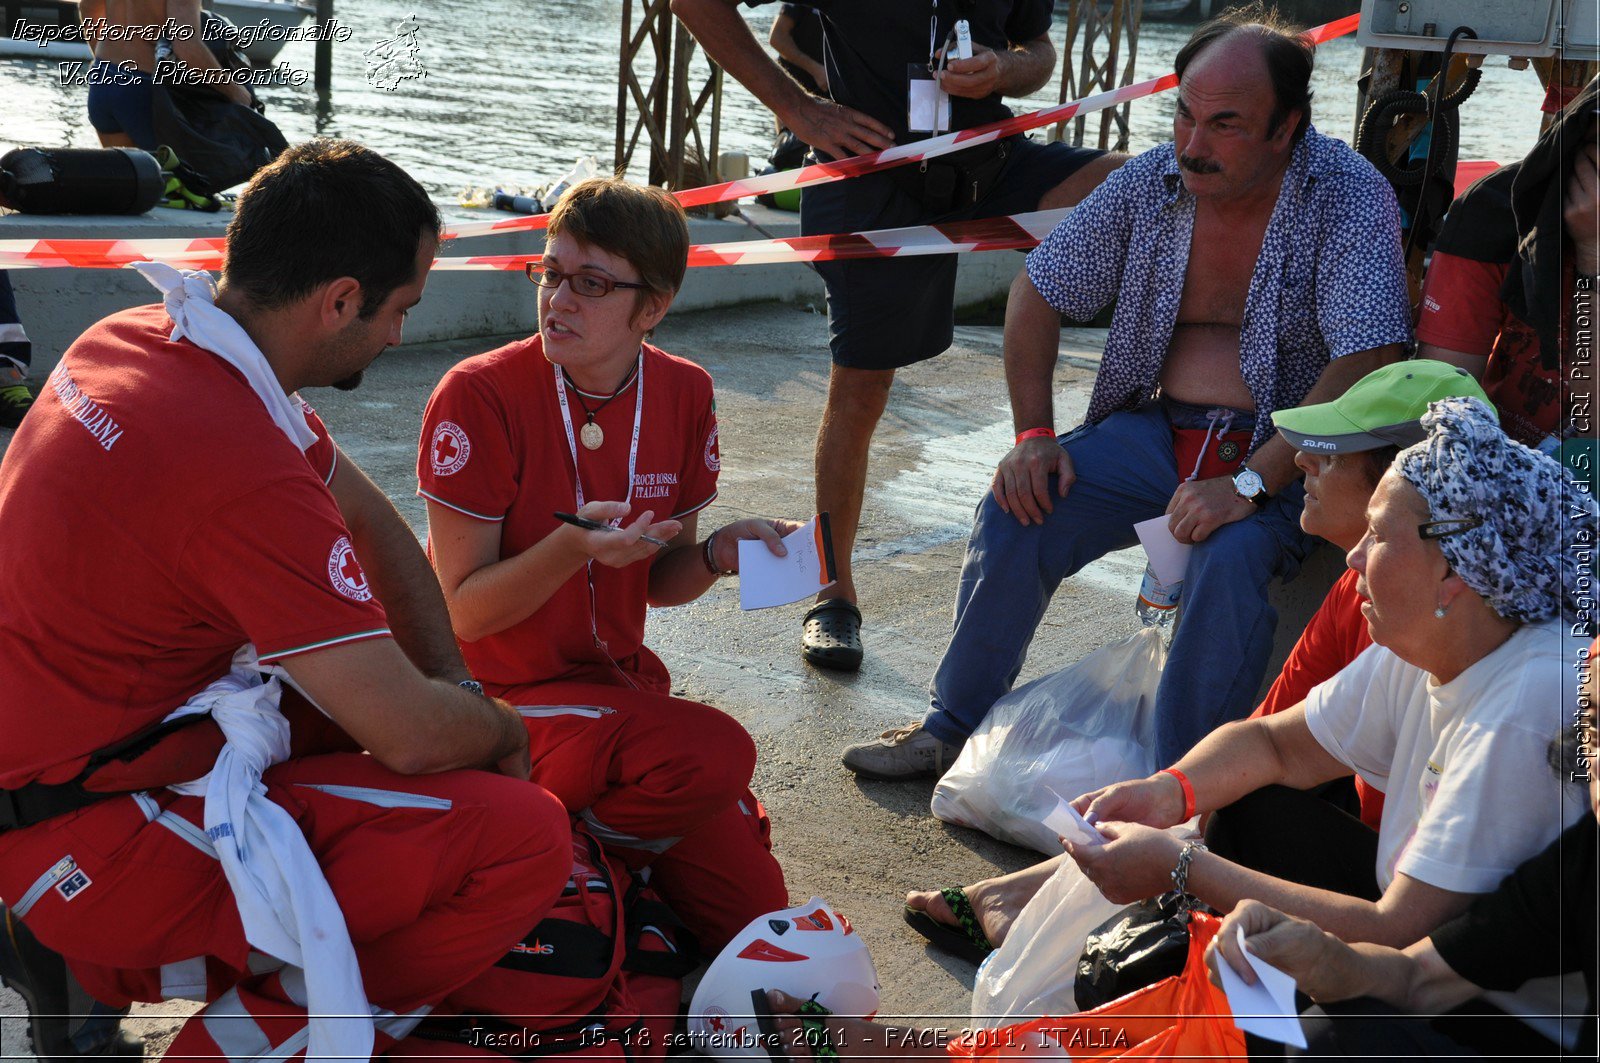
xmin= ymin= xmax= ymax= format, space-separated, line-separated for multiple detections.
xmin=225 ymin=139 xmax=440 ymax=318
xmin=545 ymin=178 xmax=690 ymax=314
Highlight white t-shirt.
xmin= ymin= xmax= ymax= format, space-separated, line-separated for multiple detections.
xmin=1305 ymin=620 xmax=1581 ymax=894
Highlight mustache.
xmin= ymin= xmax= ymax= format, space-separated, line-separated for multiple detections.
xmin=1179 ymin=154 xmax=1222 ymax=174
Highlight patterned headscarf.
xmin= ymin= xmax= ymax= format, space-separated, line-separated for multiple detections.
xmin=1397 ymin=396 xmax=1596 ymax=623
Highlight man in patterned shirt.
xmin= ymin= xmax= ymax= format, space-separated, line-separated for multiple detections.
xmin=843 ymin=10 xmax=1412 ymax=779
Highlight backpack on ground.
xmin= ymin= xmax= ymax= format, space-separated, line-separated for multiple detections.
xmin=410 ymin=827 xmax=699 ymax=1061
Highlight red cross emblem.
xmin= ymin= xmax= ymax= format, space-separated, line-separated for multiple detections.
xmin=327 ymin=536 xmax=374 ymax=602
xmin=430 ymin=420 xmax=471 ymax=476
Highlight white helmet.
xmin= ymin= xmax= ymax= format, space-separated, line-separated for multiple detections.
xmin=688 ymin=898 xmax=880 ymax=1059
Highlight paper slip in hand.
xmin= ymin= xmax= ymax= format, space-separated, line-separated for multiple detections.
xmin=1134 ymin=514 xmax=1192 ymax=587
xmin=739 ymin=514 xmax=838 ymax=610
xmin=1216 ymin=925 xmax=1308 ymax=1048
xmin=1041 ymin=787 xmax=1107 ymax=847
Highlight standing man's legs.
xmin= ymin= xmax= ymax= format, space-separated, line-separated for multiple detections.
xmin=812 ymin=363 xmax=895 ymax=606
xmin=797 ymin=141 xmax=1117 ymax=673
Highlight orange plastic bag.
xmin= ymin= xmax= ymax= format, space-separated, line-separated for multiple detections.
xmin=951 ymin=913 xmax=1245 ymax=1061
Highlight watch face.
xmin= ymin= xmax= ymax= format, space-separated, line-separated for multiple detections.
xmin=1234 ymin=469 xmax=1265 ymax=497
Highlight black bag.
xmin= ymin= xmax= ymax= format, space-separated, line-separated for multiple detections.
xmin=149 ymin=10 xmax=287 ymax=195
xmin=1073 ymin=893 xmax=1211 ymax=1012
xmin=149 ymin=85 xmax=287 ymax=195
xmin=886 ymin=136 xmax=1012 ymax=215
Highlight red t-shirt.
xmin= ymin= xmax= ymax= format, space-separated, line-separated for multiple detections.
xmin=416 ymin=335 xmax=719 ymax=694
xmin=0 ymin=306 xmax=391 ymax=789
xmin=1416 ymin=250 xmax=1566 ymax=449
xmin=1251 ymin=567 xmax=1383 ymax=828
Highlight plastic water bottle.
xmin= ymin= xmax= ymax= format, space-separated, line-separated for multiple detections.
xmin=1135 ymin=563 xmax=1181 ymax=627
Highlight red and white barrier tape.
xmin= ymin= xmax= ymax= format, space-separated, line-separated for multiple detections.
xmin=0 ymin=207 xmax=1067 ymax=271
xmin=0 ymin=237 xmax=223 ymax=270
xmin=3 ymin=204 xmax=1075 ymax=270
xmin=439 ymin=12 xmax=1359 ymax=239
xmin=434 ymin=207 xmax=1070 ymax=270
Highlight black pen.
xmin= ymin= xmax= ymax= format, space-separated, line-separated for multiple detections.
xmin=553 ymin=511 xmax=670 ymax=548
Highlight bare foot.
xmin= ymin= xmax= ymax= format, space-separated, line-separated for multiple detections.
xmin=903 ymin=855 xmax=1066 ymax=949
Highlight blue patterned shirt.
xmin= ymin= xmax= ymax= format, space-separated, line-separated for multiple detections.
xmin=1026 ymin=126 xmax=1413 ymax=455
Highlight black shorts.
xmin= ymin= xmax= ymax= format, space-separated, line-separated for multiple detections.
xmin=799 ymin=135 xmax=1102 ymax=371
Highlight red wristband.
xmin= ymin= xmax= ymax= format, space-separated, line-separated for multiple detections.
xmin=1015 ymin=427 xmax=1056 ymax=445
xmin=1161 ymin=767 xmax=1197 ymax=821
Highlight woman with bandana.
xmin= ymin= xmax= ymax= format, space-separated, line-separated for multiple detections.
xmin=1050 ymin=396 xmax=1593 ymax=1055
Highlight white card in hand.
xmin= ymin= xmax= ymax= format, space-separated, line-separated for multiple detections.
xmin=1041 ymin=787 xmax=1106 ymax=846
xmin=737 ymin=515 xmax=837 ymax=610
xmin=1216 ymin=925 xmax=1308 ymax=1048
xmin=1134 ymin=514 xmax=1192 ymax=587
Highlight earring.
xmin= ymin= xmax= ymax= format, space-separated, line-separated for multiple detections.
xmin=1434 ymin=604 xmax=1448 ymax=619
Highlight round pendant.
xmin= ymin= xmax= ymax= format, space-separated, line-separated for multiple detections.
xmin=580 ymin=421 xmax=604 ymax=450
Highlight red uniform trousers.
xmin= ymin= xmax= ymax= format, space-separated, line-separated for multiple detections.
xmin=0 ymin=753 xmax=571 ymax=1060
xmin=501 ymin=679 xmax=787 ymax=950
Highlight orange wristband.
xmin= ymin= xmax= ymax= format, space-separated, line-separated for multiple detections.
xmin=1161 ymin=767 xmax=1196 ymax=821
xmin=1015 ymin=427 xmax=1055 ymax=445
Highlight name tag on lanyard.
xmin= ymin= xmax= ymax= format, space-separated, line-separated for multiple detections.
xmin=908 ymin=64 xmax=951 ymax=134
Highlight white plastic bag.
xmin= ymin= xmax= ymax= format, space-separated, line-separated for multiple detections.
xmin=969 ymin=820 xmax=1202 ymax=1026
xmin=968 ymin=855 xmax=1122 ymax=1026
xmin=931 ymin=628 xmax=1165 ymax=855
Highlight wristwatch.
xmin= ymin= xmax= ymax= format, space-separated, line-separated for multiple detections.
xmin=458 ymin=679 xmax=485 ymax=697
xmin=1232 ymin=468 xmax=1269 ymax=509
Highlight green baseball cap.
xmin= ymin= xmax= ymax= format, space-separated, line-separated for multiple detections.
xmin=1274 ymin=360 xmax=1494 ymax=454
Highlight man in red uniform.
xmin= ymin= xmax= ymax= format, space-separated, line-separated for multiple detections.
xmin=0 ymin=140 xmax=570 ymax=1060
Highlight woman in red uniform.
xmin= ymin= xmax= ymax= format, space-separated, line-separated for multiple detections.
xmin=417 ymin=178 xmax=793 ymax=947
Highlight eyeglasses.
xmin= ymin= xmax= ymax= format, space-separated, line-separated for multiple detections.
xmin=525 ymin=264 xmax=650 ymax=298
xmin=1418 ymin=516 xmax=1483 ymax=541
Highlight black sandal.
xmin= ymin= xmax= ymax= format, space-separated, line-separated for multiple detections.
xmin=902 ymin=887 xmax=994 ymax=966
xmin=801 ymin=599 xmax=863 ymax=672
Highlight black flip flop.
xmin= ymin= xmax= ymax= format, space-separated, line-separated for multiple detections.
xmin=902 ymin=887 xmax=994 ymax=966
xmin=751 ymin=988 xmax=839 ymax=1062
xmin=801 ymin=599 xmax=863 ymax=672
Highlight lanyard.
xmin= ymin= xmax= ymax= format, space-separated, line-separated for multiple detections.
xmin=553 ymin=348 xmax=646 ymax=510
xmin=551 ymin=348 xmax=648 ymax=685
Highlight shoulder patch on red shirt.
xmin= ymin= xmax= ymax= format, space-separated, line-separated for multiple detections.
xmin=430 ymin=420 xmax=471 ymax=476
xmin=704 ymin=423 xmax=721 ymax=473
xmin=327 ymin=536 xmax=373 ymax=602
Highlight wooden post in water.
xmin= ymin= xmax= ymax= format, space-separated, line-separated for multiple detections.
xmin=314 ymin=0 xmax=334 ymax=94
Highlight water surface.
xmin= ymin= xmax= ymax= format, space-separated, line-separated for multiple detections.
xmin=2 ymin=2 xmax=1549 ymax=198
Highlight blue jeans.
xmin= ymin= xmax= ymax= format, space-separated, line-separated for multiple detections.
xmin=924 ymin=402 xmax=1314 ymax=766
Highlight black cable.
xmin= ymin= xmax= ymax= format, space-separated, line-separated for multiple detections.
xmin=1401 ymin=25 xmax=1478 ymax=268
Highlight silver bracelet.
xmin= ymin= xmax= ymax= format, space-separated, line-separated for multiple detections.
xmin=1170 ymin=840 xmax=1208 ymax=895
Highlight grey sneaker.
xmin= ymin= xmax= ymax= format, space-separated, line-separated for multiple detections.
xmin=841 ymin=723 xmax=963 ymax=781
